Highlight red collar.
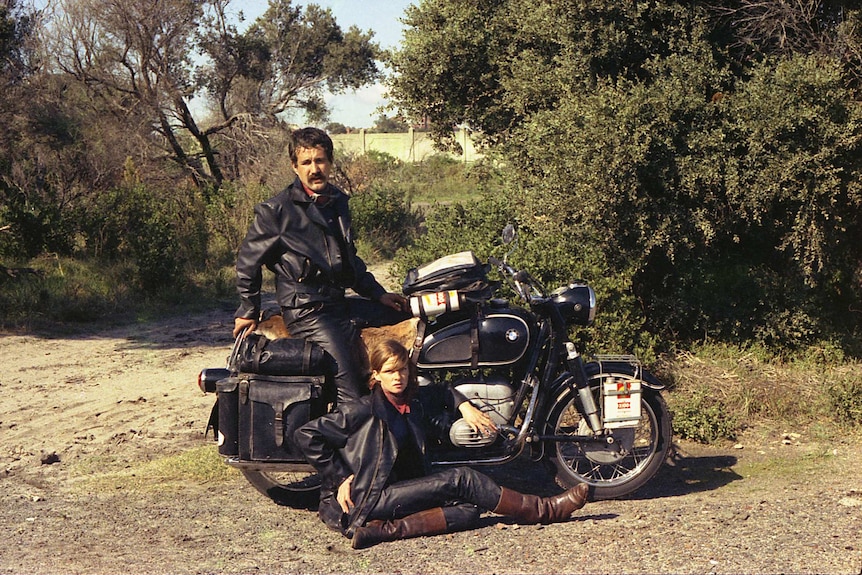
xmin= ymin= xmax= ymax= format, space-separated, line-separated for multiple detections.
xmin=383 ymin=390 xmax=411 ymax=415
xmin=302 ymin=183 xmax=334 ymax=206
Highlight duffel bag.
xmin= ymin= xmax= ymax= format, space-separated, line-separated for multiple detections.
xmin=402 ymin=250 xmax=498 ymax=299
xmin=236 ymin=333 xmax=329 ymax=375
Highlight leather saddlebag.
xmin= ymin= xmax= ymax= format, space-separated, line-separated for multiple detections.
xmin=238 ymin=374 xmax=326 ymax=462
xmin=216 ymin=376 xmax=240 ymax=457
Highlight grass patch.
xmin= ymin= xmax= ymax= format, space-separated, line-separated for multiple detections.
xmin=74 ymin=446 xmax=239 ymax=492
xmin=0 ymin=255 xmax=236 ymax=334
xmin=659 ymin=343 xmax=862 ymax=443
xmin=731 ymin=447 xmax=839 ymax=482
xmin=336 ymin=152 xmax=498 ymax=205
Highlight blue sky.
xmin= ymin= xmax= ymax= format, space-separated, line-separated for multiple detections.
xmin=241 ymin=0 xmax=416 ymax=128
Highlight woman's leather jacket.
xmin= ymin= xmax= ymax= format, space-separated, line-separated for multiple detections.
xmin=235 ymin=178 xmax=386 ymax=320
xmin=294 ymin=386 xmax=431 ymax=536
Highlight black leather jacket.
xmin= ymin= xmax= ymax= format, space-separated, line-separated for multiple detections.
xmin=294 ymin=386 xmax=431 ymax=536
xmin=235 ymin=178 xmax=386 ymax=320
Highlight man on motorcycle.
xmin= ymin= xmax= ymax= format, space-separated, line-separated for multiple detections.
xmin=295 ymin=339 xmax=590 ymax=549
xmin=233 ymin=127 xmax=408 ymax=404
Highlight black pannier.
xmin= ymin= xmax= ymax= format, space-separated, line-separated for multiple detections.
xmin=216 ymin=376 xmax=240 ymax=457
xmin=402 ymin=251 xmax=497 ymax=299
xmin=237 ymin=374 xmax=326 ymax=462
xmin=236 ymin=333 xmax=329 ymax=375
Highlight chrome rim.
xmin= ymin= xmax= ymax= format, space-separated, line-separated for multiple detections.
xmin=553 ymin=391 xmax=660 ymax=487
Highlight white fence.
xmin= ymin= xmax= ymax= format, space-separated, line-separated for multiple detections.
xmin=331 ymin=128 xmax=481 ymax=163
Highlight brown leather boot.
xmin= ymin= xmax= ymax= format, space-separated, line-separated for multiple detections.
xmin=492 ymin=483 xmax=589 ymax=524
xmin=351 ymin=507 xmax=448 ymax=549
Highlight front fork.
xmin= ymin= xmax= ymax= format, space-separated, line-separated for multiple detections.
xmin=564 ymin=341 xmax=603 ymax=433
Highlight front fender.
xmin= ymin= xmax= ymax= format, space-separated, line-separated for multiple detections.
xmin=548 ymin=361 xmax=667 ymax=398
xmin=584 ymin=361 xmax=666 ymax=390
xmin=542 ymin=360 xmax=666 ymax=437
xmin=545 ymin=360 xmax=666 ymax=411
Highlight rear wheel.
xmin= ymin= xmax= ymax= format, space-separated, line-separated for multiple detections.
xmin=545 ymin=373 xmax=672 ymax=500
xmin=238 ymin=467 xmax=321 ymax=508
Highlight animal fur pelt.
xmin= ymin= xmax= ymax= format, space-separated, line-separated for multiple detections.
xmin=255 ymin=311 xmax=419 ymax=358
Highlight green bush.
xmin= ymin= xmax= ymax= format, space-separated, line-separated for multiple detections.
xmin=201 ymin=181 xmax=270 ymax=268
xmin=350 ymin=185 xmax=423 ymax=260
xmin=77 ymin=176 xmax=210 ymax=294
xmin=670 ymin=389 xmax=738 ymax=443
xmin=503 ymin=51 xmax=862 ymax=357
xmin=333 ymin=150 xmax=401 ymax=195
xmin=0 ymin=181 xmax=77 ymax=260
xmin=393 ymin=191 xmax=513 ymax=277
xmin=0 ymin=255 xmax=134 ymax=327
xmin=828 ymin=378 xmax=862 ymax=427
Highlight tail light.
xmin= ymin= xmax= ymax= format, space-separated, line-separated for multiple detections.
xmin=198 ymin=368 xmax=231 ymax=393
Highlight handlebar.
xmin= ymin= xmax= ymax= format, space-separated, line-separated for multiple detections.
xmin=488 ymin=256 xmax=506 ymax=270
xmin=488 ymin=256 xmax=546 ymax=302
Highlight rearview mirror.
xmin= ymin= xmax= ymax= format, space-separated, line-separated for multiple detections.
xmin=502 ymin=224 xmax=516 ymax=245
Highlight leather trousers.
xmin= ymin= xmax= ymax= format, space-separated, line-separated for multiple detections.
xmin=282 ymin=300 xmax=365 ymax=404
xmin=282 ymin=297 xmax=412 ymax=405
xmin=366 ymin=467 xmax=502 ymax=525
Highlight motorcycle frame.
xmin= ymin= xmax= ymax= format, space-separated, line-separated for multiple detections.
xmin=428 ymin=303 xmax=587 ymax=467
xmin=428 ymin=295 xmax=665 ymax=468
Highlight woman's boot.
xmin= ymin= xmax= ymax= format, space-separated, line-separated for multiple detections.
xmin=352 ymin=507 xmax=448 ymax=549
xmin=492 ymin=483 xmax=589 ymax=524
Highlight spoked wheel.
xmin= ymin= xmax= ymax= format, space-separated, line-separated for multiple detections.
xmin=237 ymin=465 xmax=321 ymax=508
xmin=545 ymin=374 xmax=672 ymax=500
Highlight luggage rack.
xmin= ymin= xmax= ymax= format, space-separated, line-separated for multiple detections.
xmin=592 ymin=354 xmax=642 ymax=378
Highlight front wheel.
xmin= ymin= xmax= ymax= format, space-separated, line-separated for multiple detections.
xmin=544 ymin=374 xmax=672 ymax=500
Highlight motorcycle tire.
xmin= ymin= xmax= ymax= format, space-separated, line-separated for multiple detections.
xmin=544 ymin=370 xmax=672 ymax=500
xmin=240 ymin=468 xmax=321 ymax=509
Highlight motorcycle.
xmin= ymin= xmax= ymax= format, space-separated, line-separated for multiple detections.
xmin=198 ymin=225 xmax=672 ymax=505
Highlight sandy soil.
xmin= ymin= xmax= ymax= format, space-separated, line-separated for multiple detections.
xmin=1 ymin=302 xmax=861 ymax=575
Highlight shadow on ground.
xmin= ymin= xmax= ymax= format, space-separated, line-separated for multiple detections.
xmin=478 ymin=442 xmax=742 ymax=502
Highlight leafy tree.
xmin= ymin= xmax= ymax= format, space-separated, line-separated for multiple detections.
xmin=1 ymin=0 xmax=53 ymax=260
xmin=387 ymin=0 xmax=701 ymax=148
xmin=389 ymin=0 xmax=862 ymax=354
xmin=371 ymin=114 xmax=408 ymax=133
xmin=238 ymin=2 xmax=380 ymax=120
xmin=52 ymin=0 xmax=224 ymax=187
xmin=0 ymin=0 xmax=35 ymax=83
xmin=386 ymin=0 xmax=512 ymax=148
xmin=325 ymin=122 xmax=350 ymax=134
xmin=51 ymin=0 xmax=381 ymax=188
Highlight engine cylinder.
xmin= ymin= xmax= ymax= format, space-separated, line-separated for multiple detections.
xmin=448 ymin=375 xmax=515 ymax=448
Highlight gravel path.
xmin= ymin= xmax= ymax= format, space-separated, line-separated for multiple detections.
xmin=1 ymin=304 xmax=860 ymax=574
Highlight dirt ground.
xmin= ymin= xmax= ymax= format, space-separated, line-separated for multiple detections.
xmin=1 ymin=301 xmax=861 ymax=575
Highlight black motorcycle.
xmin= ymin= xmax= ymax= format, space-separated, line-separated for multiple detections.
xmin=199 ymin=225 xmax=672 ymax=504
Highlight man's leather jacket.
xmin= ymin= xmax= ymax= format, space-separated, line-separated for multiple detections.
xmin=235 ymin=178 xmax=386 ymax=320
xmin=294 ymin=386 xmax=431 ymax=536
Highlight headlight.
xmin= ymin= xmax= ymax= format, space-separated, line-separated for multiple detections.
xmin=550 ymin=283 xmax=596 ymax=326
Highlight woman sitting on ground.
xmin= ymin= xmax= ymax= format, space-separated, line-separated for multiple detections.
xmin=294 ymin=339 xmax=590 ymax=549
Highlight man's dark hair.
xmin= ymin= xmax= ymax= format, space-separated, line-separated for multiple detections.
xmin=289 ymin=127 xmax=334 ymax=165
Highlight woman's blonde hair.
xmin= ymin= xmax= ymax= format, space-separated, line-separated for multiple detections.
xmin=368 ymin=339 xmax=418 ymax=397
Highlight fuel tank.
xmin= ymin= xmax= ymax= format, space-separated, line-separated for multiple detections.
xmin=417 ymin=304 xmax=534 ymax=369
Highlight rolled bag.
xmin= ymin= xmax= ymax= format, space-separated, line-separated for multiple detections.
xmin=236 ymin=332 xmax=329 ymax=375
